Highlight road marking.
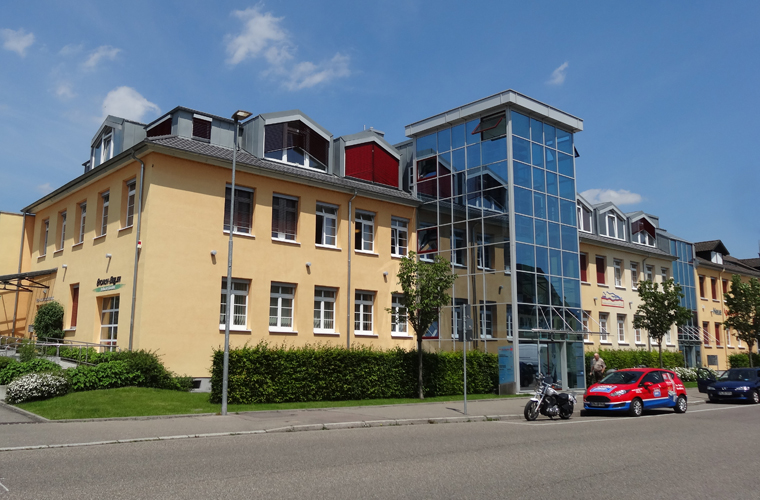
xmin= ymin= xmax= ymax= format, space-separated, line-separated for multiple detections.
xmin=0 ymin=478 xmax=9 ymax=492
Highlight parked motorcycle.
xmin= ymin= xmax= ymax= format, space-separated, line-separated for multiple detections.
xmin=524 ymin=374 xmax=576 ymax=421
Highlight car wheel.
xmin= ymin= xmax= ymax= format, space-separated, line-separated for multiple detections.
xmin=674 ymin=395 xmax=687 ymax=413
xmin=751 ymin=390 xmax=760 ymax=405
xmin=524 ymin=401 xmax=539 ymax=421
xmin=628 ymin=398 xmax=643 ymax=417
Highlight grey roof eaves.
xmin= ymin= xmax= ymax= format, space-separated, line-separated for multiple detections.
xmin=580 ymin=232 xmax=675 ymax=260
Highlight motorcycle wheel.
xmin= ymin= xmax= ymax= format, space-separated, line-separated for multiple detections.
xmin=559 ymin=407 xmax=572 ymax=420
xmin=524 ymin=401 xmax=539 ymax=421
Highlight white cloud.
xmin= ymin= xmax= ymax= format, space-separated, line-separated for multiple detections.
xmin=83 ymin=45 xmax=120 ymax=69
xmin=55 ymin=82 xmax=75 ymax=99
xmin=59 ymin=43 xmax=83 ymax=56
xmin=581 ymin=189 xmax=643 ymax=206
xmin=547 ymin=61 xmax=569 ymax=86
xmin=36 ymin=183 xmax=53 ymax=194
xmin=225 ymin=6 xmax=350 ymax=90
xmin=1 ymin=28 xmax=35 ymax=57
xmin=100 ymin=87 xmax=160 ymax=122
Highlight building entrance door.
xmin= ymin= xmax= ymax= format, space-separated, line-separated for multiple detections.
xmin=519 ymin=341 xmax=562 ymax=391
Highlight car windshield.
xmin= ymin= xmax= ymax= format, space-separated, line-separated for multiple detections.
xmin=718 ymin=369 xmax=758 ymax=382
xmin=599 ymin=371 xmax=643 ymax=385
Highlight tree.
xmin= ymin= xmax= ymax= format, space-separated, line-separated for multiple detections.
xmin=723 ymin=275 xmax=760 ymax=367
xmin=633 ymin=279 xmax=692 ymax=368
xmin=33 ymin=301 xmax=65 ymax=340
xmin=389 ymin=251 xmax=457 ymax=399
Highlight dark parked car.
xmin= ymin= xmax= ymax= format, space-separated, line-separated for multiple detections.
xmin=697 ymin=367 xmax=760 ymax=404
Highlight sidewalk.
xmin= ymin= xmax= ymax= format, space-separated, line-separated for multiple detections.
xmin=0 ymin=388 xmax=708 ymax=452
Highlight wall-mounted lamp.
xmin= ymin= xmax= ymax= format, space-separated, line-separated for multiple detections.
xmin=62 ymin=264 xmax=68 ymax=269
xmin=211 ymin=250 xmax=217 ymax=256
xmin=106 ymin=253 xmax=112 ymax=259
xmin=306 ymin=262 xmax=312 ymax=268
xmin=383 ymin=271 xmax=388 ymax=277
xmin=593 ymin=297 xmax=598 ymax=304
xmin=629 ymin=301 xmax=633 ymax=308
xmin=498 ymin=285 xmax=503 ymax=294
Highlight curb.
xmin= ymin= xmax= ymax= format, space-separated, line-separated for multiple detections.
xmin=0 ymin=414 xmax=522 ymax=452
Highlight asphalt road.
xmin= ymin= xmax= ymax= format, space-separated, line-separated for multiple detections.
xmin=1 ymin=403 xmax=756 ymax=499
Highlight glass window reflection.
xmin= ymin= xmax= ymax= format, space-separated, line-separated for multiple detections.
xmin=550 ymin=276 xmax=563 ymax=305
xmin=514 ymin=187 xmax=533 ymax=216
xmin=548 ymin=222 xmax=561 ymax=249
xmin=559 ymin=175 xmax=575 ymax=200
xmin=558 ymin=152 xmax=574 ymax=177
xmin=532 ymin=143 xmax=544 ymax=168
xmin=513 ymin=161 xmax=532 ymax=188
xmin=452 ymin=124 xmax=465 ymax=149
xmin=533 ymin=192 xmax=546 ymax=219
xmin=535 ymin=219 xmax=548 ymax=246
xmin=560 ymin=199 xmax=577 ymax=226
xmin=513 ymin=137 xmax=530 ymax=163
xmin=417 ymin=133 xmax=436 ymax=158
xmin=481 ymin=137 xmax=507 ymax=165
xmin=437 ymin=128 xmax=451 ymax=153
xmin=531 ymin=118 xmax=543 ymax=144
xmin=452 ymin=147 xmax=466 ymax=171
xmin=545 ymin=149 xmax=556 ymax=172
xmin=563 ymin=279 xmax=581 ymax=307
xmin=467 ymin=144 xmax=481 ymax=168
xmin=544 ymin=124 xmax=555 ymax=147
xmin=546 ymin=172 xmax=558 ymax=196
xmin=517 ymin=272 xmax=536 ymax=303
xmin=512 ymin=111 xmax=530 ymax=139
xmin=515 ymin=215 xmax=534 ymax=243
xmin=535 ymin=246 xmax=549 ymax=274
xmin=549 ymin=249 xmax=562 ymax=276
xmin=536 ymin=275 xmax=550 ymax=305
xmin=466 ymin=119 xmax=480 ymax=145
xmin=532 ymin=168 xmax=545 ymax=192
xmin=561 ymin=225 xmax=578 ymax=252
xmin=557 ymin=128 xmax=573 ymax=155
xmin=485 ymin=161 xmax=508 ymax=186
xmin=562 ymin=252 xmax=579 ymax=279
xmin=516 ymin=243 xmax=535 ymax=271
xmin=546 ymin=196 xmax=560 ymax=222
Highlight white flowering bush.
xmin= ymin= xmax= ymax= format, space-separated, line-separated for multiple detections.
xmin=672 ymin=367 xmax=715 ymax=382
xmin=5 ymin=373 xmax=69 ymax=404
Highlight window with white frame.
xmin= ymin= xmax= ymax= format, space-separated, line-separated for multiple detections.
xmin=630 ymin=262 xmax=639 ymax=290
xmin=100 ymin=295 xmax=120 ymax=350
xmin=272 ymin=195 xmax=298 ymax=241
xmin=269 ymin=283 xmax=295 ymax=331
xmin=633 ymin=229 xmax=655 ymax=246
xmin=58 ymin=211 xmax=66 ymax=250
xmin=100 ymin=192 xmax=109 ymax=236
xmin=313 ymin=287 xmax=336 ymax=333
xmin=354 ymin=211 xmax=375 ymax=252
xmin=666 ymin=328 xmax=672 ymax=345
xmin=726 ymin=326 xmax=732 ymax=347
xmin=599 ymin=313 xmax=609 ymax=342
xmin=224 ymin=185 xmax=254 ymax=234
xmin=661 ymin=267 xmax=668 ymax=282
xmin=100 ymin=131 xmax=113 ymax=164
xmin=635 ymin=326 xmax=642 ymax=344
xmin=577 ymin=202 xmax=592 ymax=233
xmin=617 ymin=314 xmax=626 ymax=343
xmin=78 ymin=202 xmax=86 ymax=243
xmin=391 ymin=294 xmax=408 ymax=335
xmin=582 ymin=311 xmax=591 ymax=341
xmin=452 ymin=230 xmax=466 ymax=267
xmin=711 ymin=251 xmax=723 ymax=264
xmin=614 ymin=260 xmax=623 ymax=287
xmin=315 ymin=203 xmax=338 ymax=247
xmin=645 ymin=265 xmax=654 ymax=282
xmin=125 ymin=180 xmax=136 ymax=227
xmin=354 ymin=291 xmax=374 ymax=334
xmin=476 ymin=233 xmax=493 ymax=270
xmin=391 ymin=217 xmax=409 ymax=257
xmin=264 ymin=120 xmax=329 ymax=172
xmin=479 ymin=303 xmax=495 ymax=339
xmin=41 ymin=219 xmax=49 ymax=256
xmin=602 ymin=212 xmax=625 ymax=240
xmin=220 ymin=278 xmax=249 ymax=331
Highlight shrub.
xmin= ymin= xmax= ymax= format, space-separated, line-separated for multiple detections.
xmin=0 ymin=356 xmax=17 ymax=370
xmin=66 ymin=361 xmax=139 ymax=391
xmin=728 ymin=353 xmax=760 ymax=368
xmin=210 ymin=343 xmax=499 ymax=404
xmin=0 ymin=358 xmax=62 ymax=385
xmin=5 ymin=373 xmax=69 ymax=404
xmin=33 ymin=301 xmax=65 ymax=340
xmin=18 ymin=340 xmax=37 ymax=362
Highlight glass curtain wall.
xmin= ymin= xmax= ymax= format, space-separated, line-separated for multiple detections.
xmin=671 ymin=239 xmax=700 ymax=366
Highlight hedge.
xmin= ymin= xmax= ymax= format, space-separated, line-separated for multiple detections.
xmin=210 ymin=343 xmax=498 ymax=404
xmin=728 ymin=353 xmax=760 ymax=368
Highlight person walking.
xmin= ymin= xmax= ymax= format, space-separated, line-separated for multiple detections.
xmin=590 ymin=353 xmax=606 ymax=383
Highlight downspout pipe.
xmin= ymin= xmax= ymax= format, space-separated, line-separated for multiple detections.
xmin=11 ymin=213 xmax=28 ymax=336
xmin=128 ymin=152 xmax=146 ymax=351
xmin=347 ymin=190 xmax=357 ymax=350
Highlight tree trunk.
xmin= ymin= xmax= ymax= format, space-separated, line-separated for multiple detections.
xmin=417 ymin=337 xmax=424 ymax=399
xmin=658 ymin=340 xmax=664 ymax=368
xmin=749 ymin=342 xmax=754 ymax=368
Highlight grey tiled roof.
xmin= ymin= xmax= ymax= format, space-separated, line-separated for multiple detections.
xmin=739 ymin=257 xmax=760 ymax=269
xmin=695 ymin=256 xmax=760 ymax=278
xmin=148 ymin=136 xmax=419 ymax=204
xmin=579 ymin=231 xmax=674 ymax=258
xmin=694 ymin=240 xmax=728 ymax=255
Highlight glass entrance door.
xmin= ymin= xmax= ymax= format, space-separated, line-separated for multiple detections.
xmin=519 ymin=340 xmax=565 ymax=391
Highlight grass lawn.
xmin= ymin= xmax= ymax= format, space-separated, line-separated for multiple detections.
xmin=15 ymin=387 xmax=527 ymax=420
xmin=683 ymin=381 xmax=698 ymax=388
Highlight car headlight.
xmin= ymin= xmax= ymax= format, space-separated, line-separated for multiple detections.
xmin=736 ymin=386 xmax=751 ymax=391
xmin=707 ymin=386 xmax=715 ymax=391
xmin=610 ymin=389 xmax=629 ymax=397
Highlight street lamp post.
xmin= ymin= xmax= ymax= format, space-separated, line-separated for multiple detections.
xmin=222 ymin=109 xmax=252 ymax=416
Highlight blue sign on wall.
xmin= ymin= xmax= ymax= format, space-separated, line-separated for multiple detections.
xmin=498 ymin=346 xmax=515 ymax=384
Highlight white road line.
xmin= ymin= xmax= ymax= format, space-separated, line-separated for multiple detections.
xmin=0 ymin=479 xmax=9 ymax=492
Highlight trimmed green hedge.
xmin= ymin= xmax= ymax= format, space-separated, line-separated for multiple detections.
xmin=210 ymin=343 xmax=498 ymax=404
xmin=728 ymin=353 xmax=760 ymax=368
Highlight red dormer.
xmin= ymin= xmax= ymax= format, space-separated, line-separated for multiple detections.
xmin=337 ymin=129 xmax=401 ymax=188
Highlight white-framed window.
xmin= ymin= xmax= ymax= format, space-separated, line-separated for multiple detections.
xmin=100 ymin=132 xmax=113 ymax=164
xmin=100 ymin=295 xmax=120 ymax=351
xmin=272 ymin=195 xmax=298 ymax=241
xmin=125 ymin=180 xmax=136 ymax=227
xmin=263 ymin=121 xmax=329 ymax=172
xmin=479 ymin=303 xmax=494 ymax=339
xmin=391 ymin=294 xmax=408 ymax=334
xmin=726 ymin=326 xmax=732 ymax=347
xmin=630 ymin=262 xmax=639 ymax=290
xmin=100 ymin=191 xmax=109 ymax=236
xmin=614 ymin=260 xmax=623 ymax=287
xmin=78 ymin=202 xmax=86 ymax=243
xmin=41 ymin=219 xmax=49 ymax=256
xmin=645 ymin=265 xmax=654 ymax=282
xmin=711 ymin=251 xmax=723 ymax=265
xmin=391 ymin=217 xmax=409 ymax=257
xmin=633 ymin=230 xmax=655 ymax=246
xmin=452 ymin=230 xmax=466 ymax=267
xmin=224 ymin=185 xmax=254 ymax=234
xmin=269 ymin=283 xmax=295 ymax=331
xmin=315 ymin=203 xmax=338 ymax=247
xmin=582 ymin=311 xmax=591 ymax=341
xmin=220 ymin=278 xmax=249 ymax=331
xmin=59 ymin=211 xmax=67 ymax=250
xmin=635 ymin=326 xmax=642 ymax=344
xmin=661 ymin=267 xmax=668 ymax=282
xmin=602 ymin=213 xmax=625 ymax=240
xmin=617 ymin=314 xmax=626 ymax=343
xmin=577 ymin=202 xmax=592 ymax=233
xmin=313 ymin=287 xmax=336 ymax=333
xmin=476 ymin=234 xmax=493 ymax=270
xmin=354 ymin=291 xmax=374 ymax=334
xmin=666 ymin=328 xmax=672 ymax=345
xmin=599 ymin=313 xmax=609 ymax=342
xmin=354 ymin=211 xmax=375 ymax=252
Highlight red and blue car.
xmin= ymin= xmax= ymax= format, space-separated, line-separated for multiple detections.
xmin=583 ymin=368 xmax=688 ymax=417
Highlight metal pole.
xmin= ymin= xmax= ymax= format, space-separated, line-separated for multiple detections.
xmin=221 ymin=117 xmax=240 ymax=416
xmin=128 ymin=153 xmax=145 ymax=351
xmin=463 ymin=306 xmax=467 ymax=416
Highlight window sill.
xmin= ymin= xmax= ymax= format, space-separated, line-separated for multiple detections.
xmin=600 ymin=341 xmax=612 ymax=345
xmin=615 ymin=286 xmax=626 ymax=291
xmin=582 ymin=281 xmax=591 ymax=286
xmin=316 ymin=244 xmax=341 ymax=251
xmin=37 ymin=255 xmax=46 ymax=261
xmin=71 ymin=242 xmax=84 ymax=249
xmin=314 ymin=331 xmax=339 ymax=336
xmin=354 ymin=332 xmax=378 ymax=337
xmin=597 ymin=284 xmax=609 ymax=288
xmin=53 ymin=249 xmax=64 ymax=256
xmin=218 ymin=328 xmax=252 ymax=334
xmin=584 ymin=340 xmax=594 ymax=344
xmin=269 ymin=328 xmax=297 ymax=334
xmin=272 ymin=238 xmax=300 ymax=246
xmin=618 ymin=342 xmax=629 ymax=346
xmin=223 ymin=230 xmax=256 ymax=239
xmin=355 ymin=250 xmax=379 ymax=257
xmin=666 ymin=344 xmax=676 ymax=347
xmin=716 ymin=346 xmax=724 ymax=349
xmin=727 ymin=346 xmax=735 ymax=349
xmin=738 ymin=346 xmax=746 ymax=349
xmin=635 ymin=342 xmax=646 ymax=346
xmin=63 ymin=328 xmax=76 ymax=332
xmin=391 ymin=253 xmax=408 ymax=259
xmin=712 ymin=299 xmax=720 ymax=303
xmin=93 ymin=234 xmax=107 ymax=241
xmin=119 ymin=225 xmax=133 ymax=233
xmin=391 ymin=334 xmax=414 ymax=339
xmin=700 ymin=297 xmax=708 ymax=301
xmin=703 ymin=345 xmax=712 ymax=349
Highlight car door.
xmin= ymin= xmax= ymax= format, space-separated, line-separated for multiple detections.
xmin=697 ymin=368 xmax=716 ymax=393
xmin=639 ymin=371 xmax=666 ymax=408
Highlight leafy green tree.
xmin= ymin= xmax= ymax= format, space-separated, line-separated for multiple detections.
xmin=389 ymin=251 xmax=457 ymax=399
xmin=34 ymin=301 xmax=65 ymax=340
xmin=633 ymin=279 xmax=692 ymax=368
xmin=723 ymin=275 xmax=760 ymax=367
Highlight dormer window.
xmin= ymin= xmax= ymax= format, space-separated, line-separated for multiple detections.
xmin=265 ymin=120 xmax=329 ymax=172
xmin=600 ymin=212 xmax=625 ymax=240
xmin=192 ymin=114 xmax=212 ymax=140
xmin=147 ymin=115 xmax=172 ymax=138
xmin=633 ymin=230 xmax=655 ymax=246
xmin=631 ymin=218 xmax=656 ymax=247
xmin=100 ymin=132 xmax=112 ymax=164
xmin=577 ymin=202 xmax=592 ymax=233
xmin=711 ymin=251 xmax=723 ymax=264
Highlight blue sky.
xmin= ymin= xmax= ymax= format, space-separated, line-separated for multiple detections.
xmin=1 ymin=1 xmax=758 ymax=258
